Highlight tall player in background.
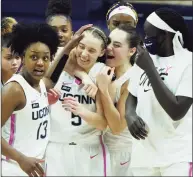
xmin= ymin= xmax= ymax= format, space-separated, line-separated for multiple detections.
xmin=45 ymin=26 xmax=110 ymax=176
xmin=126 ymin=8 xmax=192 ymax=176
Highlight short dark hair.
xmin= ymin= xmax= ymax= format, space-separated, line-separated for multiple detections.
xmin=45 ymin=0 xmax=72 ymax=23
xmin=2 ymin=33 xmax=12 ymax=48
xmin=117 ymin=24 xmax=142 ymax=65
xmin=10 ymin=23 xmax=59 ymax=59
xmin=155 ymin=8 xmax=193 ymax=52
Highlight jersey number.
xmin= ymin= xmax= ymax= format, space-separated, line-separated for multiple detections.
xmin=37 ymin=120 xmax=48 ymax=140
xmin=71 ymin=113 xmax=82 ymax=126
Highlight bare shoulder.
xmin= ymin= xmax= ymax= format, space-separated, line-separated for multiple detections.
xmin=2 ymin=81 xmax=26 ymax=110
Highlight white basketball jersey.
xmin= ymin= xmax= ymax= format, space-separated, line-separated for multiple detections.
xmin=2 ymin=74 xmax=50 ymax=159
xmin=104 ymin=67 xmax=134 ymax=151
xmin=50 ymin=63 xmax=105 ymax=144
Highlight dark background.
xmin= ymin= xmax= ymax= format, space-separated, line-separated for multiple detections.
xmin=2 ymin=0 xmax=193 ymax=36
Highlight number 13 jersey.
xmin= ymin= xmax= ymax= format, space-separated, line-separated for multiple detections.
xmin=2 ymin=74 xmax=50 ymax=160
xmin=50 ymin=68 xmax=102 ymax=144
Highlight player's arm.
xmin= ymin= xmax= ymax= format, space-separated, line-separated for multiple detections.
xmin=2 ymin=82 xmax=45 ymax=176
xmin=79 ymin=93 xmax=107 ymax=130
xmin=1 ymin=82 xmax=26 ymax=162
xmin=136 ymin=46 xmax=193 ymax=121
xmin=63 ymin=93 xmax=107 ymax=130
xmin=146 ymin=64 xmax=192 ymax=121
xmin=115 ymin=83 xmax=130 ymax=133
xmin=99 ymin=87 xmax=121 ymax=134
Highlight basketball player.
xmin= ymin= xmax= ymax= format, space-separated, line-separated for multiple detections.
xmin=1 ymin=33 xmax=21 ymax=86
xmin=1 ymin=22 xmax=90 ymax=176
xmin=1 ymin=23 xmax=59 ymax=176
xmin=74 ymin=0 xmax=139 ymax=96
xmin=45 ymin=26 xmax=110 ymax=176
xmin=106 ymin=0 xmax=138 ymax=31
xmin=95 ymin=24 xmax=142 ymax=176
xmin=45 ymin=0 xmax=73 ymax=55
xmin=126 ymin=8 xmax=192 ymax=176
xmin=45 ymin=0 xmax=98 ymax=98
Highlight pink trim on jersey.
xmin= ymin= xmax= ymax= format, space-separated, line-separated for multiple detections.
xmin=189 ymin=162 xmax=192 ymax=177
xmin=100 ymin=135 xmax=107 ymax=177
xmin=6 ymin=114 xmax=16 ymax=160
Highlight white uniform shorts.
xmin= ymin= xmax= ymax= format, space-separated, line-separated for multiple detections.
xmin=45 ymin=138 xmax=111 ymax=176
xmin=108 ymin=150 xmax=133 ymax=176
xmin=132 ymin=162 xmax=192 ymax=176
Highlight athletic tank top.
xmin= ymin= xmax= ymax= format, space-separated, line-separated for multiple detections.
xmin=104 ymin=67 xmax=134 ymax=151
xmin=50 ymin=63 xmax=105 ymax=144
xmin=2 ymin=74 xmax=50 ymax=159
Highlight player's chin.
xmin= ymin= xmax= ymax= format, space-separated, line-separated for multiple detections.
xmin=32 ymin=72 xmax=45 ymax=80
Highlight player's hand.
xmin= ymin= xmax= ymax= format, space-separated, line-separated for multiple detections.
xmin=47 ymin=88 xmax=61 ymax=105
xmin=96 ymin=66 xmax=115 ymax=93
xmin=127 ymin=116 xmax=149 ymax=140
xmin=82 ymin=78 xmax=98 ymax=99
xmin=17 ymin=155 xmax=45 ymax=176
xmin=135 ymin=45 xmax=154 ymax=71
xmin=63 ymin=24 xmax=93 ymax=55
xmin=62 ymin=96 xmax=85 ymax=115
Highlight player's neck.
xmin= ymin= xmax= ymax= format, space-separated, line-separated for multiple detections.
xmin=21 ymin=71 xmax=40 ymax=88
xmin=158 ymin=43 xmax=174 ymax=57
xmin=115 ymin=61 xmax=132 ymax=79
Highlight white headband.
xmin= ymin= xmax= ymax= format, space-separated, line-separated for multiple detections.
xmin=108 ymin=6 xmax=137 ymax=22
xmin=147 ymin=12 xmax=184 ymax=53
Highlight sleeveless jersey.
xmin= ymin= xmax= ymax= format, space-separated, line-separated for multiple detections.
xmin=2 ymin=74 xmax=50 ymax=159
xmin=50 ymin=63 xmax=105 ymax=144
xmin=104 ymin=67 xmax=134 ymax=151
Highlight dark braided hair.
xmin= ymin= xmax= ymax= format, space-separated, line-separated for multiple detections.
xmin=106 ymin=0 xmax=138 ymax=23
xmin=11 ymin=23 xmax=59 ymax=60
xmin=155 ymin=8 xmax=193 ymax=52
xmin=45 ymin=0 xmax=72 ymax=23
xmin=117 ymin=24 xmax=143 ymax=65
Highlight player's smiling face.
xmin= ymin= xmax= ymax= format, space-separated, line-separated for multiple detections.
xmin=76 ymin=32 xmax=105 ymax=72
xmin=23 ymin=42 xmax=51 ymax=81
xmin=106 ymin=28 xmax=132 ymax=68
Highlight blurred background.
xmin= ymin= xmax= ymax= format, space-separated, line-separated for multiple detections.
xmin=2 ymin=0 xmax=192 ymax=35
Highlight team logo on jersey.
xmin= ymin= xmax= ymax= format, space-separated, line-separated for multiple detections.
xmin=61 ymin=85 xmax=71 ymax=92
xmin=32 ymin=103 xmax=40 ymax=109
xmin=32 ymin=106 xmax=49 ymax=120
xmin=139 ymin=66 xmax=172 ymax=93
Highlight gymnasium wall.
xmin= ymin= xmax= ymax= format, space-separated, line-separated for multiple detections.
xmin=2 ymin=0 xmax=192 ymax=36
